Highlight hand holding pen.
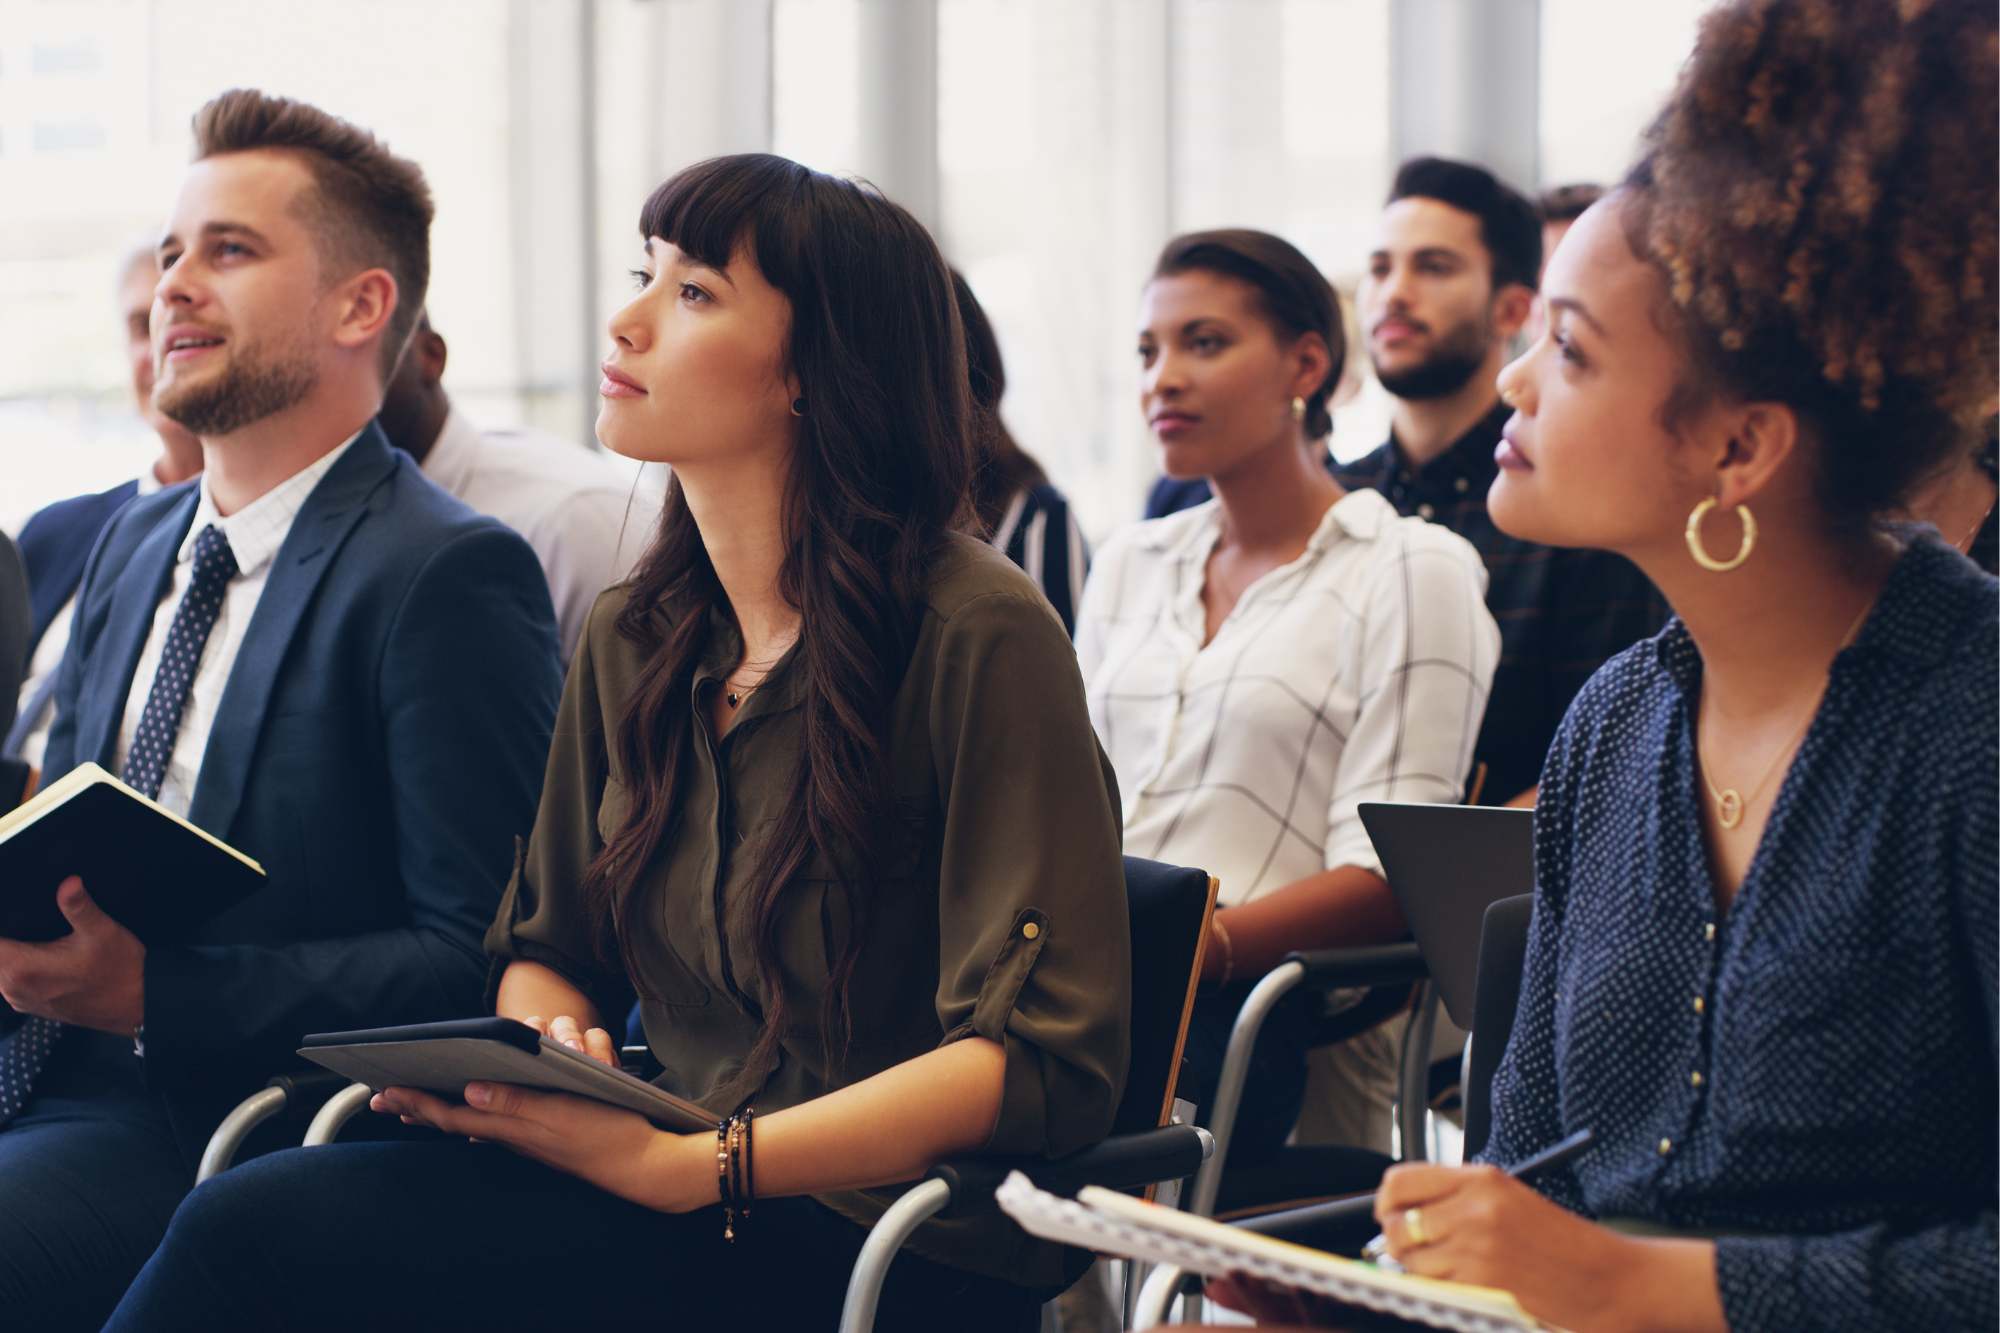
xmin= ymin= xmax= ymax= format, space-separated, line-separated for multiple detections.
xmin=1361 ymin=1127 xmax=1595 ymax=1269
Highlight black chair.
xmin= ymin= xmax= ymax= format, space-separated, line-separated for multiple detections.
xmin=836 ymin=855 xmax=1220 ymax=1333
xmin=1133 ymin=893 xmax=1536 ymax=1327
xmin=1183 ymin=944 xmax=1431 ymax=1221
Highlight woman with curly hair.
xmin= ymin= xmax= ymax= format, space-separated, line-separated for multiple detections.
xmin=1213 ymin=1 xmax=1997 ymax=1330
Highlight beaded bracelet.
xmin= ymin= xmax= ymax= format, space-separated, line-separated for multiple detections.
xmin=716 ymin=1110 xmax=757 ymax=1241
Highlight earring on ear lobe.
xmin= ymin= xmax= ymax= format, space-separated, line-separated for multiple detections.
xmin=1685 ymin=497 xmax=1757 ymax=572
xmin=791 ymin=397 xmax=808 ymax=417
xmin=1290 ymin=396 xmax=1307 ymax=424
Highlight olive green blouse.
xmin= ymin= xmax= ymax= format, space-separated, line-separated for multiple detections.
xmin=484 ymin=534 xmax=1131 ymax=1287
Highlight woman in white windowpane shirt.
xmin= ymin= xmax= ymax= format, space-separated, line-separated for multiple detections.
xmin=1076 ymin=230 xmax=1499 ymax=1165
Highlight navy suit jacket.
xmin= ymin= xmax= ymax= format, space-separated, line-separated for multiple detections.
xmin=41 ymin=424 xmax=562 ymax=1155
xmin=17 ymin=477 xmax=140 ymax=656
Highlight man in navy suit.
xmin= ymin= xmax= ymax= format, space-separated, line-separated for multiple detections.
xmin=0 ymin=91 xmax=562 ymax=1329
xmin=6 ymin=243 xmax=206 ymax=769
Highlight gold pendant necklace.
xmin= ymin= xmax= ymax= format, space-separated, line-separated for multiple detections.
xmin=1697 ymin=598 xmax=1873 ymax=830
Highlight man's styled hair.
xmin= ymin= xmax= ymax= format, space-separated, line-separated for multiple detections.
xmin=1153 ymin=229 xmax=1347 ymax=440
xmin=1536 ymin=183 xmax=1603 ymax=226
xmin=1389 ymin=157 xmax=1543 ymax=293
xmin=192 ymin=89 xmax=434 ymax=379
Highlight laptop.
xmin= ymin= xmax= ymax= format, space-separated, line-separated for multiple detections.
xmin=1356 ymin=802 xmax=1536 ymax=1029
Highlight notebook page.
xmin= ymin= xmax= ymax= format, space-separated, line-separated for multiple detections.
xmin=997 ymin=1173 xmax=1564 ymax=1333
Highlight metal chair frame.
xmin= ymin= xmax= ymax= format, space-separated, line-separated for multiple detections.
xmin=1132 ymin=896 xmax=1536 ymax=1330
xmin=837 ymin=859 xmax=1224 ymax=1333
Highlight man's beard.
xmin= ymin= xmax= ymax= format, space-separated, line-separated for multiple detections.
xmin=157 ymin=338 xmax=318 ymax=438
xmin=1372 ymin=313 xmax=1492 ymax=402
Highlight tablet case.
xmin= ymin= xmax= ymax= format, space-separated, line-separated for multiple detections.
xmin=301 ymin=1017 xmax=719 ymax=1134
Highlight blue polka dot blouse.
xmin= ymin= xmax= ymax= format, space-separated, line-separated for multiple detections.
xmin=1481 ymin=535 xmax=1997 ymax=1332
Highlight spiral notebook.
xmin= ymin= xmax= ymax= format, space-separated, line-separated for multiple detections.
xmin=995 ymin=1173 xmax=1568 ymax=1333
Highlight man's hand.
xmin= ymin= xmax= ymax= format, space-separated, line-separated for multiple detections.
xmin=0 ymin=876 xmax=146 ymax=1036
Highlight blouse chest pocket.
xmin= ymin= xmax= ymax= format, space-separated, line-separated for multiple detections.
xmin=597 ymin=774 xmax=631 ymax=845
xmin=598 ymin=775 xmax=713 ymax=1008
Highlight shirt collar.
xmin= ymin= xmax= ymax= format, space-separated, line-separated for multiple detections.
xmin=418 ymin=407 xmax=482 ymax=494
xmin=1382 ymin=399 xmax=1512 ymax=491
xmin=691 ymin=604 xmax=807 ymax=721
xmin=1162 ymin=485 xmax=1397 ymax=565
xmin=178 ymin=430 xmax=361 ymax=576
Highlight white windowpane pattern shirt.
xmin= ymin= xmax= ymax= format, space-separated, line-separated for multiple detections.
xmin=1076 ymin=489 xmax=1500 ymax=908
xmin=113 ymin=436 xmax=357 ymax=819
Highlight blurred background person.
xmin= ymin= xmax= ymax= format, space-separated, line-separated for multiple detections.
xmin=6 ymin=241 xmax=205 ymax=771
xmin=0 ymin=535 xmax=27 ymax=757
xmin=1896 ymin=415 xmax=1997 ymax=575
xmin=376 ymin=310 xmax=649 ymax=664
xmin=1338 ymin=158 xmax=1667 ymax=810
xmin=1078 ymin=228 xmax=1496 ymax=1173
xmin=1524 ymin=182 xmax=1604 ymax=345
xmin=951 ymin=270 xmax=1088 ymax=635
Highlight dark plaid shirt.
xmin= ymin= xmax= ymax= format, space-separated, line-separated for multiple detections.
xmin=1330 ymin=404 xmax=1669 ymax=802
xmin=1146 ymin=404 xmax=1670 ymax=803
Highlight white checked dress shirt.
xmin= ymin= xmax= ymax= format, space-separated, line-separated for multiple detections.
xmin=112 ymin=435 xmax=357 ymax=819
xmin=1076 ymin=488 xmax=1499 ymax=907
xmin=419 ymin=408 xmax=650 ymax=663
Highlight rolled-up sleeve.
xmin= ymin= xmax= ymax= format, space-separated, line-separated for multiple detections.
xmin=483 ymin=593 xmax=637 ymax=1026
xmin=1322 ymin=528 xmax=1498 ymax=876
xmin=926 ymin=587 xmax=1131 ymax=1159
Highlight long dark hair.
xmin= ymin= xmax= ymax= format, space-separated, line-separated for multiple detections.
xmin=581 ymin=154 xmax=973 ymax=1084
xmin=952 ymin=269 xmax=1050 ymax=537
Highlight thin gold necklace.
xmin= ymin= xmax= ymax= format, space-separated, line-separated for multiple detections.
xmin=1697 ymin=598 xmax=1873 ymax=831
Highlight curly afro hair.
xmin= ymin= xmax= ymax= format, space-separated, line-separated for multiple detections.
xmin=1626 ymin=0 xmax=1997 ymax=523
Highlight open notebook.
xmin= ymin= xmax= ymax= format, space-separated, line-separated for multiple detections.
xmin=996 ymin=1173 xmax=1569 ymax=1333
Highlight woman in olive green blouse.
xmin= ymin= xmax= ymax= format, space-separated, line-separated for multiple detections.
xmin=106 ymin=155 xmax=1131 ymax=1333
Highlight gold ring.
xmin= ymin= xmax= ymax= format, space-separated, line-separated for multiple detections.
xmin=1403 ymin=1206 xmax=1432 ymax=1247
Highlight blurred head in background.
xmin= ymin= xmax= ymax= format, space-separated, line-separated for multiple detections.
xmin=114 ymin=238 xmax=202 ymax=485
xmin=1524 ymin=183 xmax=1603 ymax=345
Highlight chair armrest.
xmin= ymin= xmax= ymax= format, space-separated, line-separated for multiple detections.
xmin=924 ymin=1124 xmax=1213 ymax=1220
xmin=1284 ymin=942 xmax=1428 ymax=992
xmin=264 ymin=1066 xmax=354 ymax=1107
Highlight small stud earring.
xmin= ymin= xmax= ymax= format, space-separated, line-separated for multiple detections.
xmin=1289 ymin=396 xmax=1307 ymax=424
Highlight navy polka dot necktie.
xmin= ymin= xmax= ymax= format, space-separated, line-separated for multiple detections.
xmin=0 ymin=524 xmax=238 ymax=1127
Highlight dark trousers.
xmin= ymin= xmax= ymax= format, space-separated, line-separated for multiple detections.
xmin=1179 ymin=978 xmax=1316 ymax=1169
xmin=0 ymin=1030 xmax=194 ymax=1333
xmin=104 ymin=1138 xmax=1046 ymax=1333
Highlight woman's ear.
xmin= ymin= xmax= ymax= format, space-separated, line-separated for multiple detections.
xmin=1289 ymin=330 xmax=1333 ymax=402
xmin=1713 ymin=400 xmax=1801 ymax=510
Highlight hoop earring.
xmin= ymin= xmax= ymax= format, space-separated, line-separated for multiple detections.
xmin=791 ymin=397 xmax=807 ymax=417
xmin=1685 ymin=497 xmax=1756 ymax=572
xmin=1289 ymin=396 xmax=1307 ymax=424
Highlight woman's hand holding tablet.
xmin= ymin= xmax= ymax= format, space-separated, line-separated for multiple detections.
xmin=371 ymin=1078 xmax=718 ymax=1213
